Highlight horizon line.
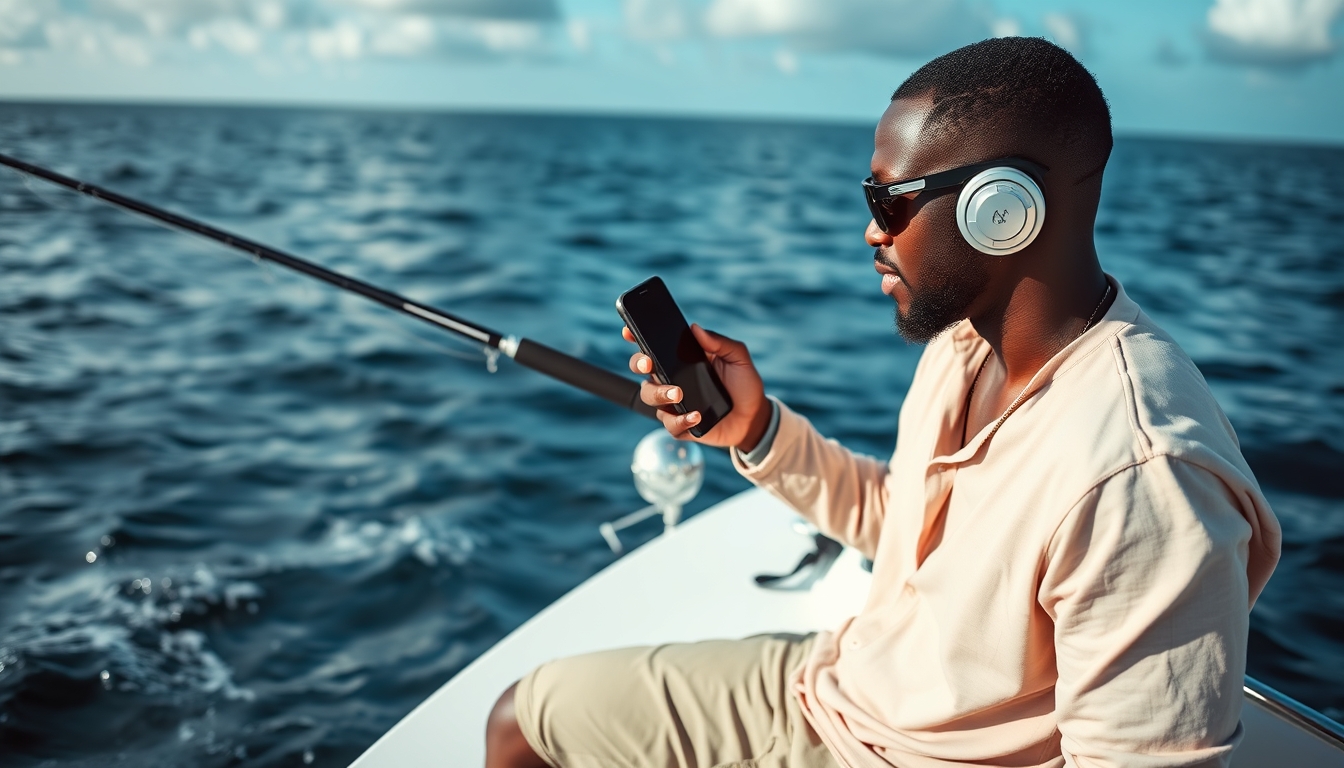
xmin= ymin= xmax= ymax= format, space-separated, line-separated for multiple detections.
xmin=2 ymin=95 xmax=1342 ymax=151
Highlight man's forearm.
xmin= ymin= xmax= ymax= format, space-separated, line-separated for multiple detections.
xmin=730 ymin=399 xmax=890 ymax=559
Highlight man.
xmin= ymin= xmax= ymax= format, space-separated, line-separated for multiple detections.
xmin=486 ymin=37 xmax=1281 ymax=768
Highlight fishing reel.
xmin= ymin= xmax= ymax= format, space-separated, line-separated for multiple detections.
xmin=599 ymin=429 xmax=704 ymax=554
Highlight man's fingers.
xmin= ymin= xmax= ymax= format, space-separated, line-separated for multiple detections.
xmin=622 ymin=326 xmax=636 ymax=343
xmin=628 ymin=352 xmax=652 ymax=375
xmin=640 ymin=380 xmax=683 ymax=407
xmin=655 ymin=410 xmax=684 ymax=436
xmin=691 ymin=324 xmax=749 ymax=365
xmin=642 ymin=378 xmax=698 ymax=437
xmin=656 ymin=408 xmax=701 ymax=439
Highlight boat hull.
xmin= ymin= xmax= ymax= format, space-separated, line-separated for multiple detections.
xmin=351 ymin=488 xmax=1344 ymax=767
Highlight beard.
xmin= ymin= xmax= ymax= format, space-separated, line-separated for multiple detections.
xmin=885 ymin=245 xmax=990 ymax=345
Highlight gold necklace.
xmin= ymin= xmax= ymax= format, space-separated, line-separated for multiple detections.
xmin=962 ymin=281 xmax=1113 ymax=447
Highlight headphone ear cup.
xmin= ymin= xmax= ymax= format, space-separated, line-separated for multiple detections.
xmin=956 ymin=167 xmax=1046 ymax=255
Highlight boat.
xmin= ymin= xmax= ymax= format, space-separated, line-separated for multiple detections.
xmin=351 ymin=431 xmax=1344 ymax=768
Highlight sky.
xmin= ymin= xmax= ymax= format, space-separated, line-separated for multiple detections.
xmin=0 ymin=0 xmax=1341 ymax=144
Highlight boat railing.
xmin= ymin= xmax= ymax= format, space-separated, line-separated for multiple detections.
xmin=1244 ymin=676 xmax=1344 ymax=750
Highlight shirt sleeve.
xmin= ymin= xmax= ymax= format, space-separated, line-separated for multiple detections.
xmin=730 ymin=400 xmax=889 ymax=559
xmin=1039 ymin=454 xmax=1254 ymax=768
xmin=734 ymin=396 xmax=781 ymax=466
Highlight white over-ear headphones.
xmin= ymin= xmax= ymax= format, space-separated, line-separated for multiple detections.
xmin=955 ymin=166 xmax=1046 ymax=255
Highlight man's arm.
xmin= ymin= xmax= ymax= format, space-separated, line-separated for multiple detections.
xmin=731 ymin=399 xmax=890 ymax=559
xmin=623 ymin=324 xmax=891 ymax=558
xmin=1040 ymin=455 xmax=1255 ymax=768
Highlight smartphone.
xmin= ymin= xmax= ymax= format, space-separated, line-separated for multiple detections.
xmin=616 ymin=276 xmax=733 ymax=438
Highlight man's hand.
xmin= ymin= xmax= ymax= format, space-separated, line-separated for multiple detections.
xmin=623 ymin=324 xmax=772 ymax=452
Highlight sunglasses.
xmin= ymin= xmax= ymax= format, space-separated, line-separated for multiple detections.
xmin=862 ymin=158 xmax=1047 ymax=235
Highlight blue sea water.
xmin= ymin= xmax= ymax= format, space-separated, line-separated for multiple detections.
xmin=0 ymin=104 xmax=1340 ymax=767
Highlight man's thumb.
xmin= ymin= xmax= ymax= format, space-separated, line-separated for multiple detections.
xmin=692 ymin=324 xmax=745 ymax=362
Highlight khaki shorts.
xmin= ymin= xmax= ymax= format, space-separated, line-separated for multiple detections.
xmin=515 ymin=633 xmax=839 ymax=768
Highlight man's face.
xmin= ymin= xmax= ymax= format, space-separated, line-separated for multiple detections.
xmin=868 ymin=98 xmax=991 ymax=344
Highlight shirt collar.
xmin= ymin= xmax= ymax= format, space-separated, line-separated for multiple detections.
xmin=933 ymin=274 xmax=1137 ymax=465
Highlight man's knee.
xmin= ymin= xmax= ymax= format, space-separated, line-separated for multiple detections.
xmin=486 ymin=682 xmax=518 ymax=739
xmin=484 ymin=681 xmax=549 ymax=768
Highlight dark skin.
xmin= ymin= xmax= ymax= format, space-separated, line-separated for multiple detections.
xmin=869 ymin=95 xmax=1112 ymax=439
xmin=485 ymin=682 xmax=547 ymax=768
xmin=483 ymin=96 xmax=1112 ymax=767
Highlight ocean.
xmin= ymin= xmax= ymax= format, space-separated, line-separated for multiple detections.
xmin=0 ymin=104 xmax=1340 ymax=766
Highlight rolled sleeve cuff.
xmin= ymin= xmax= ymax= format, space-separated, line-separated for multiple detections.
xmin=731 ymin=397 xmax=807 ymax=481
xmin=735 ymin=396 xmax=781 ymax=466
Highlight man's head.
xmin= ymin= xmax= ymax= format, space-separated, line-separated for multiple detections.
xmin=870 ymin=37 xmax=1112 ymax=343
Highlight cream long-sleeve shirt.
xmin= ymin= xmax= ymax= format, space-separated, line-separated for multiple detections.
xmin=732 ymin=277 xmax=1281 ymax=768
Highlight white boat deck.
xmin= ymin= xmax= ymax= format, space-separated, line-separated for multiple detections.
xmin=352 ymin=488 xmax=1344 ymax=768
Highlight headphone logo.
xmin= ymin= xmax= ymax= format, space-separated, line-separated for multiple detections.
xmin=991 ymin=209 xmax=1010 ymax=225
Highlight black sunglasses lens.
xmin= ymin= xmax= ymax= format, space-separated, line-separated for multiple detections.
xmin=866 ymin=193 xmax=908 ymax=235
xmin=865 ymin=193 xmax=886 ymax=232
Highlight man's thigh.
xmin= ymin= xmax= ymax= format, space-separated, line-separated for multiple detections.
xmin=514 ymin=633 xmax=836 ymax=768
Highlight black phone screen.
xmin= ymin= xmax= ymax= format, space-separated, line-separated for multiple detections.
xmin=617 ymin=277 xmax=733 ymax=437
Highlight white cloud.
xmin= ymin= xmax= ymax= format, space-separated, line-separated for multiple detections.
xmin=990 ymin=17 xmax=1022 ymax=38
xmin=255 ymin=2 xmax=287 ymax=30
xmin=308 ymin=19 xmax=365 ymax=60
xmin=369 ymin=15 xmax=438 ymax=56
xmin=1205 ymin=0 xmax=1344 ymax=67
xmin=702 ymin=0 xmax=1000 ymax=57
xmin=364 ymin=14 xmax=558 ymax=59
xmin=106 ymin=31 xmax=155 ymax=65
xmin=335 ymin=0 xmax=559 ymax=21
xmin=0 ymin=0 xmax=567 ymax=67
xmin=1042 ymin=12 xmax=1086 ymax=55
xmin=623 ymin=0 xmax=699 ymax=42
xmin=618 ymin=0 xmax=1008 ymax=57
xmin=471 ymin=19 xmax=545 ymax=51
xmin=42 ymin=17 xmax=104 ymax=58
xmin=566 ymin=19 xmax=590 ymax=52
xmin=41 ymin=15 xmax=154 ymax=65
xmin=0 ymin=0 xmax=47 ymax=47
xmin=1 ymin=0 xmax=1020 ymax=73
xmin=91 ymin=0 xmax=257 ymax=36
xmin=189 ymin=18 xmax=265 ymax=56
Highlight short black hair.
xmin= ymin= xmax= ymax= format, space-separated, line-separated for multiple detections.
xmin=893 ymin=37 xmax=1112 ymax=183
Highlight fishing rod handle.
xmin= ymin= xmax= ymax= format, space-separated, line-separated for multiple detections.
xmin=512 ymin=338 xmax=658 ymax=420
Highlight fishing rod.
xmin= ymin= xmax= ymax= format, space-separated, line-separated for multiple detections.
xmin=0 ymin=151 xmax=656 ymax=420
